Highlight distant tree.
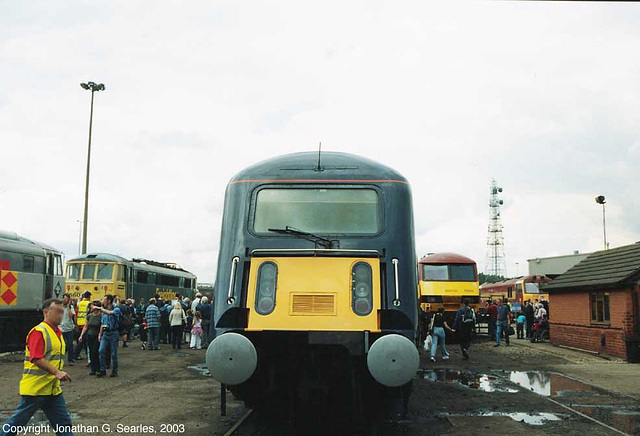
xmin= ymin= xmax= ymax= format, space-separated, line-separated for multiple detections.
xmin=478 ymin=273 xmax=506 ymax=285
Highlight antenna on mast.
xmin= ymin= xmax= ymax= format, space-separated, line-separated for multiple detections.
xmin=315 ymin=141 xmax=323 ymax=171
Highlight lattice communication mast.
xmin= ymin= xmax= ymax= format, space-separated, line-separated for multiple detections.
xmin=485 ymin=179 xmax=507 ymax=277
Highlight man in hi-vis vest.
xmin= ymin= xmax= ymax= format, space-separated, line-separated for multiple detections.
xmin=0 ymin=298 xmax=74 ymax=436
xmin=73 ymin=291 xmax=91 ymax=360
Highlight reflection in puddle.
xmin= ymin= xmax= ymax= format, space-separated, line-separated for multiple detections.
xmin=188 ymin=363 xmax=211 ymax=377
xmin=505 ymin=371 xmax=607 ymax=397
xmin=441 ymin=411 xmax=563 ymax=426
xmin=418 ymin=369 xmax=518 ymax=393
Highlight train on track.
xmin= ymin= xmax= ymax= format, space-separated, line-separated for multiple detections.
xmin=479 ymin=275 xmax=550 ymax=313
xmin=65 ymin=253 xmax=197 ymax=303
xmin=205 ymin=151 xmax=420 ymax=422
xmin=418 ymin=252 xmax=480 ymax=322
xmin=0 ymin=230 xmax=65 ymax=352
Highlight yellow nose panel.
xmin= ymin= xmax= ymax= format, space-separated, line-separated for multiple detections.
xmin=246 ymin=256 xmax=380 ymax=332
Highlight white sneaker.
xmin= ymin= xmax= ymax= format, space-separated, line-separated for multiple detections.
xmin=430 ymin=357 xmax=436 ymax=362
xmin=442 ymin=355 xmax=450 ymax=360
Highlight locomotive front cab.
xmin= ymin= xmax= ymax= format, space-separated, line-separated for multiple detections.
xmin=207 ymin=152 xmax=420 ymax=406
xmin=65 ymin=254 xmax=127 ymax=300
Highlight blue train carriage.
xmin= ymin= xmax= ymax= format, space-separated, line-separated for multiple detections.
xmin=206 ymin=152 xmax=420 ymax=421
xmin=0 ymin=230 xmax=65 ymax=351
xmin=65 ymin=253 xmax=197 ymax=304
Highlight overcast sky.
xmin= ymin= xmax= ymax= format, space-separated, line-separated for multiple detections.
xmin=2 ymin=1 xmax=639 ymax=283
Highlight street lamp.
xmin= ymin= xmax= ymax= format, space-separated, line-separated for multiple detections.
xmin=80 ymin=81 xmax=105 ymax=254
xmin=595 ymin=195 xmax=607 ymax=250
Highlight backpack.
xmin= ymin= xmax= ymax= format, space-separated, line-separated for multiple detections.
xmin=462 ymin=307 xmax=475 ymax=323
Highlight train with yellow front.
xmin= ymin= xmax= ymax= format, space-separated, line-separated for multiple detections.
xmin=205 ymin=151 xmax=420 ymax=423
xmin=418 ymin=252 xmax=480 ymax=319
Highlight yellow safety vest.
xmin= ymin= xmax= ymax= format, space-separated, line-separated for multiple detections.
xmin=76 ymin=299 xmax=90 ymax=327
xmin=19 ymin=322 xmax=65 ymax=396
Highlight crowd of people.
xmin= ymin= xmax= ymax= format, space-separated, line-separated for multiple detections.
xmin=419 ymin=296 xmax=551 ymax=364
xmin=55 ymin=291 xmax=214 ymax=378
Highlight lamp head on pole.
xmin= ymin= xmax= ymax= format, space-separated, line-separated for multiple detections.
xmin=80 ymin=81 xmax=106 ymax=92
xmin=595 ymin=195 xmax=606 ymax=205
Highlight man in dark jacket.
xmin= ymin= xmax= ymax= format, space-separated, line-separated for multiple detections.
xmin=453 ymin=299 xmax=476 ymax=359
xmin=524 ymin=300 xmax=535 ymax=339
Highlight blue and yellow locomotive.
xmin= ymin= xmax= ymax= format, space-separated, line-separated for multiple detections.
xmin=206 ymin=152 xmax=420 ymax=419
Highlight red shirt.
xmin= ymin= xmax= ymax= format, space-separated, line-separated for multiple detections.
xmin=486 ymin=304 xmax=498 ymax=321
xmin=26 ymin=321 xmax=63 ymax=363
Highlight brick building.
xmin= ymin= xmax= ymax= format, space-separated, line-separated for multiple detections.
xmin=544 ymin=242 xmax=640 ymax=362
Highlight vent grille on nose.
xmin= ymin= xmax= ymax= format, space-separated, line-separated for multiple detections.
xmin=290 ymin=293 xmax=336 ymax=315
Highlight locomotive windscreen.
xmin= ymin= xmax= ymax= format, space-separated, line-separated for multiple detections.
xmin=253 ymin=188 xmax=379 ymax=235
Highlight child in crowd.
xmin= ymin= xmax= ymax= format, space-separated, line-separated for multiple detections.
xmin=516 ymin=313 xmax=526 ymax=339
xmin=190 ymin=311 xmax=203 ymax=350
xmin=184 ymin=309 xmax=194 ymax=345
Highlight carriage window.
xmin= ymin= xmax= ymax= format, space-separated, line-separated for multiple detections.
xmin=96 ymin=264 xmax=114 ymax=280
xmin=136 ymin=271 xmax=149 ymax=283
xmin=253 ymin=188 xmax=379 ymax=234
xmin=23 ymin=256 xmax=34 ymax=272
xmin=82 ymin=264 xmax=96 ymax=280
xmin=67 ymin=264 xmax=81 ymax=280
xmin=184 ymin=278 xmax=192 ymax=288
xmin=158 ymin=275 xmax=180 ymax=286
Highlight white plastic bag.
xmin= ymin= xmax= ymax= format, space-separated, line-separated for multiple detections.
xmin=424 ymin=334 xmax=432 ymax=351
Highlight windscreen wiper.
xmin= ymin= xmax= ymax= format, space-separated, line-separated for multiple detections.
xmin=268 ymin=226 xmax=335 ymax=248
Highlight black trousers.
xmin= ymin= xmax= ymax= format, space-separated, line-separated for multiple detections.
xmin=171 ymin=325 xmax=183 ymax=348
xmin=87 ymin=334 xmax=100 ymax=373
xmin=459 ymin=323 xmax=473 ymax=351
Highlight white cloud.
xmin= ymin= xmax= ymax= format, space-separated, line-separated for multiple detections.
xmin=1 ymin=0 xmax=640 ymax=281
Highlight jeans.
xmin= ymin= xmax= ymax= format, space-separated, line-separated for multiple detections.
xmin=201 ymin=320 xmax=210 ymax=347
xmin=526 ymin=320 xmax=534 ymax=338
xmin=430 ymin=327 xmax=449 ymax=359
xmin=488 ymin=319 xmax=497 ymax=340
xmin=496 ymin=320 xmax=510 ymax=345
xmin=61 ymin=331 xmax=75 ymax=363
xmin=73 ymin=328 xmax=85 ymax=359
xmin=99 ymin=331 xmax=119 ymax=372
xmin=0 ymin=394 xmax=73 ymax=436
xmin=147 ymin=327 xmax=159 ymax=350
xmin=171 ymin=325 xmax=183 ymax=348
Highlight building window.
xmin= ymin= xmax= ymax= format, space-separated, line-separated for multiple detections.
xmin=590 ymin=292 xmax=610 ymax=323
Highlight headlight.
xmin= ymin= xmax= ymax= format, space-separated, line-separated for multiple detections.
xmin=352 ymin=262 xmax=373 ymax=316
xmin=255 ymin=261 xmax=277 ymax=315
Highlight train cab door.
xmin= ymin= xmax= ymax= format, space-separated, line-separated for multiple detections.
xmin=127 ymin=266 xmax=134 ymax=298
xmin=44 ymin=252 xmax=64 ymax=300
xmin=45 ymin=253 xmax=54 ymax=299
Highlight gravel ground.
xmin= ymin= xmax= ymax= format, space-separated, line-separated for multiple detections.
xmin=1 ymin=335 xmax=638 ymax=435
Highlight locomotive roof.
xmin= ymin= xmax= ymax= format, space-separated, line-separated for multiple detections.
xmin=0 ymin=229 xmax=62 ymax=256
xmin=68 ymin=253 xmax=196 ymax=278
xmin=229 ymin=152 xmax=409 ymax=184
xmin=479 ymin=275 xmax=550 ymax=288
xmin=419 ymin=252 xmax=476 ymax=265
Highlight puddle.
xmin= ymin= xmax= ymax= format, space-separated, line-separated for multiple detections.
xmin=572 ymin=405 xmax=640 ymax=435
xmin=504 ymin=371 xmax=608 ymax=397
xmin=418 ymin=369 xmax=518 ymax=393
xmin=1 ymin=410 xmax=82 ymax=426
xmin=174 ymin=352 xmax=189 ymax=357
xmin=441 ymin=411 xmax=563 ymax=426
xmin=188 ymin=363 xmax=211 ymax=377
